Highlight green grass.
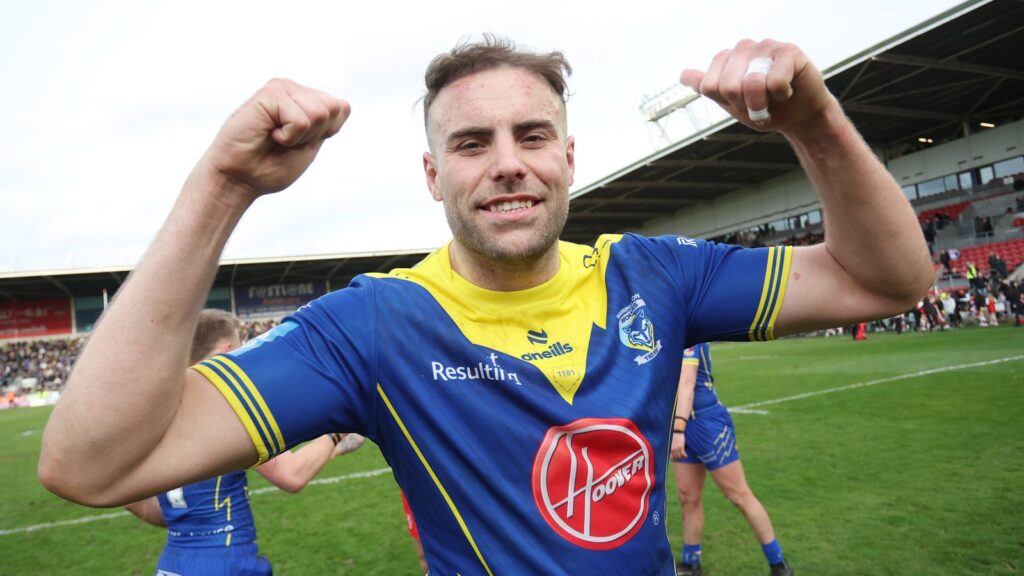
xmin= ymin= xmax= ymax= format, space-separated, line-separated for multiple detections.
xmin=1 ymin=327 xmax=1022 ymax=575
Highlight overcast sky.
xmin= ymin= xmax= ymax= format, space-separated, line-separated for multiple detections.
xmin=0 ymin=0 xmax=968 ymax=273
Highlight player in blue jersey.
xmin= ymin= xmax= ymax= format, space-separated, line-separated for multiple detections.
xmin=42 ymin=35 xmax=933 ymax=574
xmin=123 ymin=309 xmax=364 ymax=575
xmin=670 ymin=343 xmax=791 ymax=576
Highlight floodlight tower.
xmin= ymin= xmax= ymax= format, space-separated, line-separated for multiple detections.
xmin=639 ymin=83 xmax=702 ymax=150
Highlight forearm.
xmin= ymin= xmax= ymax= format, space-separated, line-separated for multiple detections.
xmin=675 ymin=366 xmax=698 ymax=421
xmin=782 ymin=102 xmax=932 ymax=302
xmin=256 ymin=435 xmax=337 ymax=493
xmin=125 ymin=497 xmax=167 ymax=527
xmin=40 ymin=169 xmax=251 ymax=500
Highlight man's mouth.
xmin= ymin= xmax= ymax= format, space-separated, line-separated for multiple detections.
xmin=488 ymin=199 xmax=535 ymax=214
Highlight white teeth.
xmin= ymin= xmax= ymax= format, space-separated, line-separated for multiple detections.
xmin=488 ymin=200 xmax=535 ymax=213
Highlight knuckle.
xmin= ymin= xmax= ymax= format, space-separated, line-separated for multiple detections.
xmin=266 ymin=77 xmax=290 ymax=90
xmin=719 ymin=83 xmax=742 ymax=102
xmin=734 ymin=38 xmax=757 ymax=50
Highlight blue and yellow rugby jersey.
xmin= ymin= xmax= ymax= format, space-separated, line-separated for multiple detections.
xmin=682 ymin=343 xmax=719 ymax=412
xmin=194 ymin=234 xmax=791 ymax=575
xmin=157 ymin=471 xmax=257 ymax=548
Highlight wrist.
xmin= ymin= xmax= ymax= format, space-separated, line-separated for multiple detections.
xmin=184 ymin=159 xmax=259 ymax=216
xmin=779 ymin=97 xmax=855 ymax=148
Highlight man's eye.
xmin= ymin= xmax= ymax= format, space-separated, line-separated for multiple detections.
xmin=523 ymin=134 xmax=548 ymax=145
xmin=457 ymin=141 xmax=483 ymax=152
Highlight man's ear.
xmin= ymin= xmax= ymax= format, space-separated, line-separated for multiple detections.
xmin=566 ymin=135 xmax=576 ymax=187
xmin=424 ymin=152 xmax=443 ymax=202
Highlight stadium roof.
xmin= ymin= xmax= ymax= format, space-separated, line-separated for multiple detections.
xmin=0 ymin=249 xmax=432 ymax=302
xmin=3 ymin=0 xmax=1022 ymax=303
xmin=562 ymin=0 xmax=1024 ymax=242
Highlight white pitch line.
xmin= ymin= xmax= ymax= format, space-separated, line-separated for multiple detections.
xmin=0 ymin=511 xmax=132 ymax=536
xmin=729 ymin=407 xmax=770 ymax=415
xmin=248 ymin=467 xmax=392 ymax=495
xmin=733 ymin=355 xmax=1024 ymax=412
xmin=0 ymin=467 xmax=393 ymax=537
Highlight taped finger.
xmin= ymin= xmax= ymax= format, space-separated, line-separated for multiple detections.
xmin=744 ymin=57 xmax=773 ymax=123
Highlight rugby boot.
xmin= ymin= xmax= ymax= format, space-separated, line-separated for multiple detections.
xmin=769 ymin=560 xmax=794 ymax=576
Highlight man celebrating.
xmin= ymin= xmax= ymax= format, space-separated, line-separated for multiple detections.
xmin=40 ymin=36 xmax=932 ymax=574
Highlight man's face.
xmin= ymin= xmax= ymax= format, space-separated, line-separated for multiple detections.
xmin=423 ymin=66 xmax=575 ymax=266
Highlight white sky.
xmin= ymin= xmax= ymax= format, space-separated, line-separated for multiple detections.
xmin=0 ymin=0 xmax=967 ymax=273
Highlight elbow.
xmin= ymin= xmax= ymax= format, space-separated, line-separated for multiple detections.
xmin=276 ymin=480 xmax=304 ymax=494
xmin=896 ymin=259 xmax=937 ymax=311
xmin=38 ymin=447 xmax=132 ymax=508
xmin=267 ymin=472 xmax=305 ymax=493
xmin=38 ymin=456 xmax=113 ymax=508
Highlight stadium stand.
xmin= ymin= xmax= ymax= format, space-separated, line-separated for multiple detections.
xmin=918 ymin=200 xmax=971 ymax=224
xmin=948 ymin=238 xmax=1024 ymax=278
xmin=2 ymin=0 xmax=1023 ymax=401
xmin=0 ymin=336 xmax=83 ymax=408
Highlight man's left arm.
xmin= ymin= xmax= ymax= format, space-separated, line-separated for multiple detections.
xmin=125 ymin=497 xmax=166 ymax=527
xmin=254 ymin=433 xmax=363 ymax=493
xmin=683 ymin=40 xmax=933 ymax=335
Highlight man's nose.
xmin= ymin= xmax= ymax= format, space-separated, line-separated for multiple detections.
xmin=488 ymin=136 xmax=527 ymax=182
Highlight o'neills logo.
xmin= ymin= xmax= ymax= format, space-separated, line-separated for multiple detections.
xmin=531 ymin=418 xmax=654 ymax=550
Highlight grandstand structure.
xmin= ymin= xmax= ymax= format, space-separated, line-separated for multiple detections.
xmin=1 ymin=0 xmax=1022 ymax=339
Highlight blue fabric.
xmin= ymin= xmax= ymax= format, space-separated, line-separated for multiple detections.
xmin=682 ymin=543 xmax=703 ymax=565
xmin=206 ymin=235 xmax=786 ymax=574
xmin=673 ymin=404 xmax=740 ymax=471
xmin=157 ymin=471 xmax=257 ymax=548
xmin=762 ymin=538 xmax=785 ymax=565
xmin=156 ymin=543 xmax=271 ymax=575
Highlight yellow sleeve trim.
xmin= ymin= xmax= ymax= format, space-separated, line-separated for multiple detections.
xmin=215 ymin=356 xmax=286 ymax=454
xmin=191 ymin=356 xmax=286 ymax=465
xmin=682 ymin=359 xmax=701 ymax=365
xmin=748 ymin=246 xmax=793 ymax=342
xmin=377 ymin=383 xmax=494 ymax=576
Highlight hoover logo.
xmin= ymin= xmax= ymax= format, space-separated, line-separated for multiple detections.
xmin=532 ymin=418 xmax=654 ymax=550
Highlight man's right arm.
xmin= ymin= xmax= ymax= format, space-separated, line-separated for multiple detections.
xmin=38 ymin=80 xmax=350 ymax=508
xmin=670 ymin=359 xmax=699 ymax=460
xmin=125 ymin=497 xmax=167 ymax=527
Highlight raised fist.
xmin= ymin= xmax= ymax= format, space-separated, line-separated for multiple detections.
xmin=198 ymin=79 xmax=350 ymax=200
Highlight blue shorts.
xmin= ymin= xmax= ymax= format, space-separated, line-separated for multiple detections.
xmin=156 ymin=543 xmax=272 ymax=576
xmin=673 ymin=403 xmax=740 ymax=471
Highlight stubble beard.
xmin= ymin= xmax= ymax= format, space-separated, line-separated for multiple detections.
xmin=445 ymin=193 xmax=568 ymax=268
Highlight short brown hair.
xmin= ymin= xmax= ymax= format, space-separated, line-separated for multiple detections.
xmin=423 ymin=34 xmax=572 ymax=126
xmin=190 ymin=309 xmax=239 ymax=365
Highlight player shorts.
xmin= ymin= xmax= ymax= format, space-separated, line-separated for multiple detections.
xmin=156 ymin=543 xmax=272 ymax=576
xmin=401 ymin=491 xmax=420 ymax=542
xmin=673 ymin=403 xmax=740 ymax=471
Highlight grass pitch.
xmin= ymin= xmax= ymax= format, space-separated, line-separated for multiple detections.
xmin=1 ymin=326 xmax=1021 ymax=575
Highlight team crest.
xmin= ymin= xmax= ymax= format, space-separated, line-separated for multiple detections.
xmin=616 ymin=294 xmax=662 ymax=365
xmin=532 ymin=418 xmax=654 ymax=550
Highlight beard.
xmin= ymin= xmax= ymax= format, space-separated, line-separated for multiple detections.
xmin=444 ymin=187 xmax=568 ymax=268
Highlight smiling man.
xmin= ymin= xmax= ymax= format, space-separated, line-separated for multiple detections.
xmin=40 ymin=36 xmax=932 ymax=574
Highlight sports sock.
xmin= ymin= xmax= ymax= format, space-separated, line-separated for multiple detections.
xmin=682 ymin=543 xmax=702 ymax=565
xmin=761 ymin=539 xmax=785 ymax=565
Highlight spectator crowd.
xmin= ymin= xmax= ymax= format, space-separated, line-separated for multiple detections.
xmin=1 ymin=318 xmax=282 ymax=409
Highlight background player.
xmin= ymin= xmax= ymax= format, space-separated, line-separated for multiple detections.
xmin=671 ymin=343 xmax=792 ymax=576
xmin=124 ymin=309 xmax=365 ymax=575
xmin=400 ymin=491 xmax=429 ymax=574
xmin=40 ymin=36 xmax=933 ymax=573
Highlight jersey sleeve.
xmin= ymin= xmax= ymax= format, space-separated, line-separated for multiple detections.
xmin=191 ymin=278 xmax=378 ymax=464
xmin=646 ymin=235 xmax=792 ymax=345
xmin=682 ymin=346 xmax=701 ymax=366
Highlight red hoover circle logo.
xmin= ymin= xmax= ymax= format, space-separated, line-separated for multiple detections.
xmin=531 ymin=418 xmax=654 ymax=550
